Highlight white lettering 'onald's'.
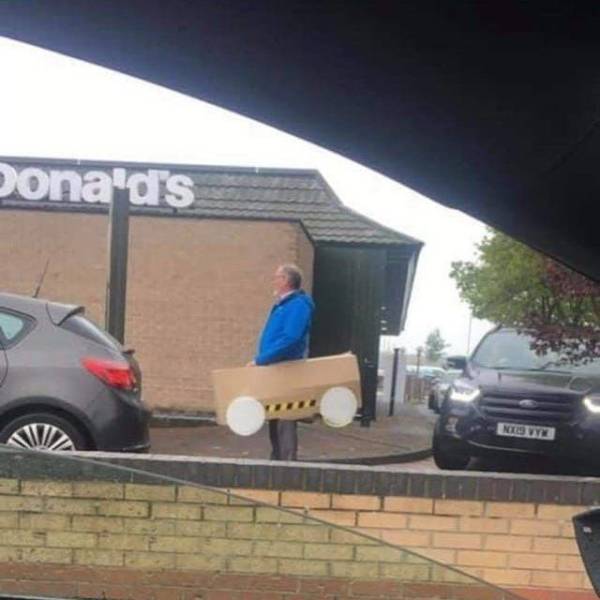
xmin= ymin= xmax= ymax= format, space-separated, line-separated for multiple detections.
xmin=0 ymin=162 xmax=195 ymax=209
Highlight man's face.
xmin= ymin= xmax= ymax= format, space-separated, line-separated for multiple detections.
xmin=273 ymin=267 xmax=291 ymax=296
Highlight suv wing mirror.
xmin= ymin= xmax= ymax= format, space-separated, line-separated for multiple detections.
xmin=445 ymin=355 xmax=467 ymax=370
xmin=573 ymin=509 xmax=600 ymax=597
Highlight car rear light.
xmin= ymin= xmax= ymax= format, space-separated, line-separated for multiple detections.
xmin=82 ymin=357 xmax=137 ymax=391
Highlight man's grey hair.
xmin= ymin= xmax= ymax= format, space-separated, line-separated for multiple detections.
xmin=281 ymin=264 xmax=303 ymax=290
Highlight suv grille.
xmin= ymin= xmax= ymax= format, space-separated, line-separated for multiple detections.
xmin=479 ymin=392 xmax=578 ymax=424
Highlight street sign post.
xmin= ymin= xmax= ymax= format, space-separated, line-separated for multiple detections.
xmin=105 ymin=187 xmax=130 ymax=343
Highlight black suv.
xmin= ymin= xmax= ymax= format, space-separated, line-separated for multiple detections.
xmin=433 ymin=327 xmax=600 ymax=470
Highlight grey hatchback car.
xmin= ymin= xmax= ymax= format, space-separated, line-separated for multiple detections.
xmin=0 ymin=293 xmax=150 ymax=452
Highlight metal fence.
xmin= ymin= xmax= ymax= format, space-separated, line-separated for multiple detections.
xmin=403 ymin=374 xmax=433 ymax=404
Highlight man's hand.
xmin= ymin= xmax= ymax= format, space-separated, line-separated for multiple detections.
xmin=246 ymin=360 xmax=256 ymax=367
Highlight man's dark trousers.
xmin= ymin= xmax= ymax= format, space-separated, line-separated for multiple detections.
xmin=269 ymin=419 xmax=298 ymax=461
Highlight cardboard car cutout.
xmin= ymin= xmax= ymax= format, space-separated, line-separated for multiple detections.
xmin=212 ymin=353 xmax=362 ymax=436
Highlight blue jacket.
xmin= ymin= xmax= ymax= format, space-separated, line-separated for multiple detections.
xmin=255 ymin=290 xmax=315 ymax=366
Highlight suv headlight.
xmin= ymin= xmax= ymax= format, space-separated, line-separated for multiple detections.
xmin=583 ymin=395 xmax=600 ymax=414
xmin=449 ymin=382 xmax=481 ymax=403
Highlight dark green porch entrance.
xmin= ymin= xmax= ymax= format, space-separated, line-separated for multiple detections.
xmin=310 ymin=244 xmax=419 ymax=425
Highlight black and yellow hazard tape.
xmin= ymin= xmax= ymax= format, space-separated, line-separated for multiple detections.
xmin=265 ymin=398 xmax=317 ymax=414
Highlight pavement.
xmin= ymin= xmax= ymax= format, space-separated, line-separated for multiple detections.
xmin=150 ymin=402 xmax=436 ymax=465
xmin=150 ymin=401 xmax=600 ymax=476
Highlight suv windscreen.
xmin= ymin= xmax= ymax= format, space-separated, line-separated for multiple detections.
xmin=437 ymin=369 xmax=461 ymax=383
xmin=472 ymin=329 xmax=600 ymax=375
xmin=61 ymin=314 xmax=121 ymax=350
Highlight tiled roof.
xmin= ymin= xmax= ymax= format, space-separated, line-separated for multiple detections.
xmin=176 ymin=167 xmax=421 ymax=246
xmin=0 ymin=159 xmax=422 ymax=247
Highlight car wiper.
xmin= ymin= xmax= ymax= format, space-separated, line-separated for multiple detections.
xmin=515 ymin=366 xmax=571 ymax=374
xmin=490 ymin=365 xmax=571 ymax=373
xmin=535 ymin=360 xmax=571 ymax=372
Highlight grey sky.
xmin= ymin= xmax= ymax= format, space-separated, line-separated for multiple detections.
xmin=0 ymin=37 xmax=493 ymax=355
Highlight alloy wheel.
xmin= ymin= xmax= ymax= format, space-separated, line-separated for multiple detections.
xmin=6 ymin=423 xmax=76 ymax=451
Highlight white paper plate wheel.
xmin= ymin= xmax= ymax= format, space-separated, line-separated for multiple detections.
xmin=226 ymin=396 xmax=266 ymax=436
xmin=319 ymin=386 xmax=358 ymax=428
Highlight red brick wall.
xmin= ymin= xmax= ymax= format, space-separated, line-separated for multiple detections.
xmin=267 ymin=490 xmax=592 ymax=600
xmin=0 ymin=209 xmax=314 ymax=412
xmin=0 ymin=477 xmax=509 ymax=600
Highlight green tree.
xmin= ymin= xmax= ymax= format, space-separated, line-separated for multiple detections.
xmin=450 ymin=230 xmax=600 ymax=361
xmin=424 ymin=328 xmax=449 ymax=362
xmin=450 ymin=231 xmax=547 ymax=325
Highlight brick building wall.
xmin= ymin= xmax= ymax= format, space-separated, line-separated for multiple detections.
xmin=0 ymin=209 xmax=314 ymax=412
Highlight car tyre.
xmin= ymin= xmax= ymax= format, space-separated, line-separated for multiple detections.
xmin=0 ymin=412 xmax=87 ymax=451
xmin=432 ymin=429 xmax=470 ymax=470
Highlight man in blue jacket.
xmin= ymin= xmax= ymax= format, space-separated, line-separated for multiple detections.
xmin=248 ymin=264 xmax=315 ymax=460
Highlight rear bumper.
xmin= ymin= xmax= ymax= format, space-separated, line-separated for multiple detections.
xmin=89 ymin=391 xmax=152 ymax=452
